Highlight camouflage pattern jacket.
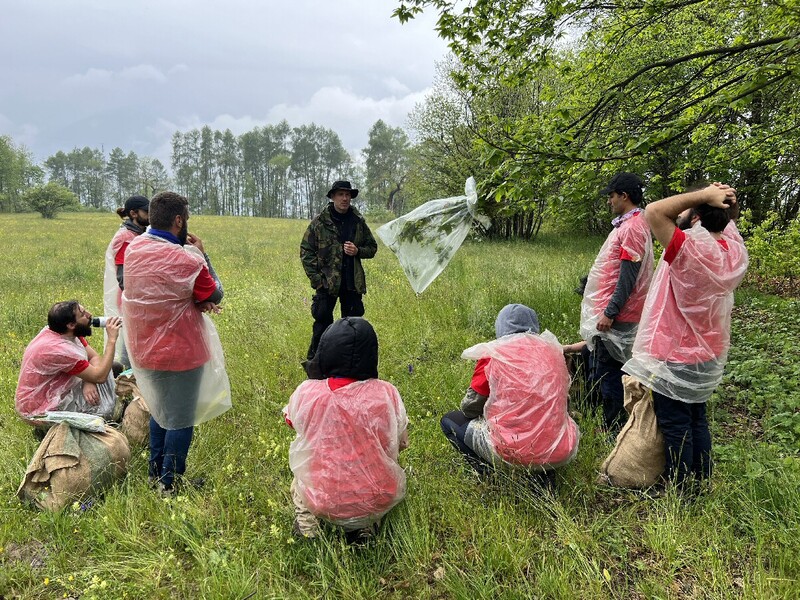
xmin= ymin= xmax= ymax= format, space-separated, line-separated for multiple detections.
xmin=300 ymin=204 xmax=378 ymax=295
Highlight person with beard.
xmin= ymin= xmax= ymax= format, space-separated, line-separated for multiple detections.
xmin=300 ymin=181 xmax=378 ymax=361
xmin=103 ymin=195 xmax=150 ymax=368
xmin=623 ymin=183 xmax=748 ymax=492
xmin=123 ymin=191 xmax=230 ymax=496
xmin=578 ymin=173 xmax=654 ymax=432
xmin=15 ymin=301 xmax=122 ymax=424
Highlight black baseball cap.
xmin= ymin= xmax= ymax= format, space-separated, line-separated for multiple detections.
xmin=601 ymin=172 xmax=643 ymax=196
xmin=124 ymin=195 xmax=149 ymax=212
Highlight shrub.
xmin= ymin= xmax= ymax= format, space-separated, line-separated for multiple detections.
xmin=23 ymin=182 xmax=80 ymax=219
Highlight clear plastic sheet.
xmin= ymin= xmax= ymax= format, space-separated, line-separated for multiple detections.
xmin=580 ymin=213 xmax=654 ymax=362
xmin=103 ymin=225 xmax=137 ymax=362
xmin=35 ymin=411 xmax=107 ymax=433
xmin=122 ymin=234 xmax=231 ymax=429
xmin=286 ymin=379 xmax=408 ymax=529
xmin=461 ymin=332 xmax=580 ymax=469
xmin=623 ymin=221 xmax=748 ymax=403
xmin=376 ymin=177 xmax=491 ymax=294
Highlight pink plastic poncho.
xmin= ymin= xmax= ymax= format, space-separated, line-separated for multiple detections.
xmin=462 ymin=332 xmax=580 ymax=469
xmin=103 ymin=225 xmax=137 ymax=361
xmin=122 ymin=234 xmax=231 ymax=428
xmin=623 ymin=221 xmax=748 ymax=403
xmin=286 ymin=378 xmax=408 ymax=529
xmin=580 ymin=212 xmax=654 ymax=362
xmin=15 ymin=328 xmax=89 ymax=418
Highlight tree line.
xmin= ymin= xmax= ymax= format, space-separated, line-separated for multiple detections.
xmin=0 ymin=119 xmax=412 ymax=221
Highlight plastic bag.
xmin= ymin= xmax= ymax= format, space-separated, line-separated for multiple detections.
xmin=462 ymin=332 xmax=580 ymax=469
xmin=122 ymin=234 xmax=231 ymax=428
xmin=33 ymin=411 xmax=107 ymax=433
xmin=376 ymin=177 xmax=490 ymax=294
xmin=623 ymin=221 xmax=748 ymax=403
xmin=287 ymin=378 xmax=407 ymax=529
xmin=580 ymin=212 xmax=653 ymax=362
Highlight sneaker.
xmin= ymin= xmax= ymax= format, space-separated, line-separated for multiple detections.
xmin=158 ymin=483 xmax=175 ymax=499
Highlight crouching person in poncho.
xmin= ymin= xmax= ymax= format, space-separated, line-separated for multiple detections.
xmin=284 ymin=317 xmax=408 ymax=544
xmin=441 ymin=304 xmax=580 ymax=484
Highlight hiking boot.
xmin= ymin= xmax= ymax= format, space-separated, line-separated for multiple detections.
xmin=345 ymin=523 xmax=378 ymax=546
xmin=158 ymin=483 xmax=175 ymax=499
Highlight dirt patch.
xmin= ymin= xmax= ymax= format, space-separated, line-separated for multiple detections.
xmin=2 ymin=539 xmax=48 ymax=569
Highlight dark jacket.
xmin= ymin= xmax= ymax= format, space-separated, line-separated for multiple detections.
xmin=300 ymin=204 xmax=377 ymax=295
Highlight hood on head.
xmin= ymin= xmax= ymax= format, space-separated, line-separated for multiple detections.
xmin=495 ymin=304 xmax=540 ymax=338
xmin=305 ymin=317 xmax=378 ymax=380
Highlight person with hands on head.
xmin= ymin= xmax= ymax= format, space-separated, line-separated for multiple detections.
xmin=300 ymin=180 xmax=377 ymax=362
xmin=122 ymin=191 xmax=231 ymax=497
xmin=622 ymin=182 xmax=748 ymax=493
xmin=15 ymin=301 xmax=122 ymax=425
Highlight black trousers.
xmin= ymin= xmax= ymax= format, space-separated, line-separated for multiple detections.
xmin=307 ymin=288 xmax=364 ymax=360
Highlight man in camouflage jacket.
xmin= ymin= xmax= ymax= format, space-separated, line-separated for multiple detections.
xmin=301 ymin=181 xmax=378 ymax=360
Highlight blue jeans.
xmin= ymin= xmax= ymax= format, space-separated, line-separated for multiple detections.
xmin=652 ymin=391 xmax=712 ymax=488
xmin=149 ymin=418 xmax=194 ymax=488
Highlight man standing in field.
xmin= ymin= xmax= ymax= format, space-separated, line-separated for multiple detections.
xmin=579 ymin=172 xmax=654 ymax=431
xmin=123 ymin=191 xmax=231 ymax=496
xmin=623 ymin=183 xmax=748 ymax=492
xmin=300 ymin=180 xmax=378 ymax=361
xmin=103 ymin=194 xmax=149 ymax=368
xmin=15 ymin=301 xmax=122 ymax=424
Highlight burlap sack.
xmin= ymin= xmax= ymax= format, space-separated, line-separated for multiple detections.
xmin=598 ymin=375 xmax=665 ymax=488
xmin=115 ymin=372 xmax=150 ymax=446
xmin=18 ymin=422 xmax=130 ymax=511
xmin=120 ymin=395 xmax=150 ymax=446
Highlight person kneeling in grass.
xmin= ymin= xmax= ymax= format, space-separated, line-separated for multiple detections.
xmin=284 ymin=317 xmax=408 ymax=544
xmin=441 ymin=304 xmax=580 ymax=484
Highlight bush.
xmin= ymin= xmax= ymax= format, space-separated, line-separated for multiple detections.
xmin=23 ymin=182 xmax=80 ymax=219
xmin=738 ymin=211 xmax=800 ymax=295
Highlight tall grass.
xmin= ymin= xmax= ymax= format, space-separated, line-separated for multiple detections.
xmin=0 ymin=213 xmax=797 ymax=599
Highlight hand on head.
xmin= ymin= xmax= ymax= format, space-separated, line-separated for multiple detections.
xmin=709 ymin=182 xmax=737 ymax=209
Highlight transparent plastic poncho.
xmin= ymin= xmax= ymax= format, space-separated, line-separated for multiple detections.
xmin=462 ymin=332 xmax=580 ymax=469
xmin=103 ymin=225 xmax=137 ymax=362
xmin=376 ymin=177 xmax=491 ymax=294
xmin=623 ymin=222 xmax=748 ymax=403
xmin=287 ymin=379 xmax=408 ymax=529
xmin=122 ymin=234 xmax=231 ymax=429
xmin=580 ymin=213 xmax=654 ymax=362
xmin=15 ymin=328 xmax=114 ymax=421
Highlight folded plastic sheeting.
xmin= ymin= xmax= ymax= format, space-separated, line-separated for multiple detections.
xmin=287 ymin=379 xmax=407 ymax=530
xmin=462 ymin=332 xmax=580 ymax=469
xmin=376 ymin=177 xmax=491 ymax=294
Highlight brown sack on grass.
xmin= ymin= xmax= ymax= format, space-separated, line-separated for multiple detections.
xmin=115 ymin=371 xmax=140 ymax=399
xmin=17 ymin=422 xmax=130 ymax=511
xmin=120 ymin=395 xmax=150 ymax=446
xmin=598 ymin=375 xmax=665 ymax=488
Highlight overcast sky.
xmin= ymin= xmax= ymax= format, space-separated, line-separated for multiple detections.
xmin=0 ymin=0 xmax=447 ymax=167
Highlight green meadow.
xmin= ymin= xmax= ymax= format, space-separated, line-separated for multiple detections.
xmin=0 ymin=212 xmax=798 ymax=599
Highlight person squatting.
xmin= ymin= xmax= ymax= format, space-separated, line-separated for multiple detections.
xmin=14 ymin=175 xmax=747 ymax=542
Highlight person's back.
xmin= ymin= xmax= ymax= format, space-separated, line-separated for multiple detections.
xmin=289 ymin=377 xmax=406 ymax=523
xmin=479 ymin=333 xmax=578 ymax=467
xmin=286 ymin=316 xmax=408 ymax=540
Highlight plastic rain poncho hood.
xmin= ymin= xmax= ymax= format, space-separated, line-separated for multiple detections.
xmin=462 ymin=330 xmax=580 ymax=469
xmin=376 ymin=177 xmax=490 ymax=294
xmin=580 ymin=211 xmax=654 ymax=362
xmin=623 ymin=221 xmax=748 ymax=403
xmin=287 ymin=318 xmax=408 ymax=529
xmin=121 ymin=233 xmax=231 ymax=428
